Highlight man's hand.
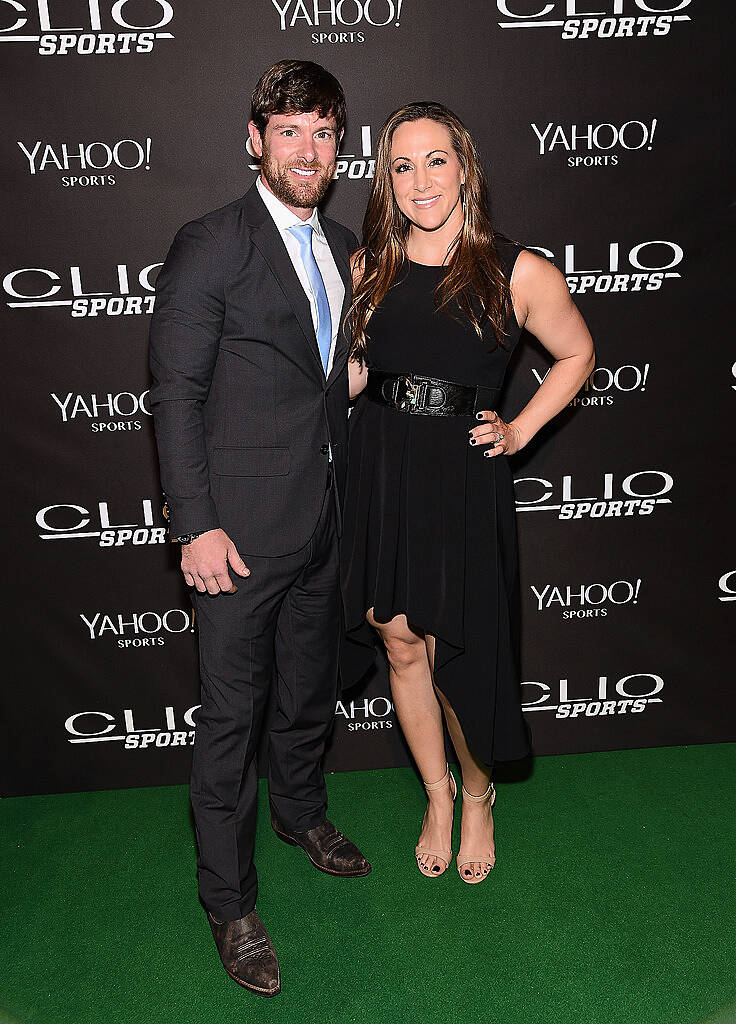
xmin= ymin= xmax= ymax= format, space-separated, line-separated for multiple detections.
xmin=180 ymin=528 xmax=250 ymax=595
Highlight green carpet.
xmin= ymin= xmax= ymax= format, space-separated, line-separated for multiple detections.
xmin=2 ymin=745 xmax=735 ymax=1024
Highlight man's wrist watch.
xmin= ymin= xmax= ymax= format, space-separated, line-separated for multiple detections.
xmin=177 ymin=531 xmax=205 ymax=545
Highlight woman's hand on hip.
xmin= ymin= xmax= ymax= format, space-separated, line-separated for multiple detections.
xmin=468 ymin=410 xmax=524 ymax=458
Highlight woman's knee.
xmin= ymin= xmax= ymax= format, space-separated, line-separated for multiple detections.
xmin=367 ymin=612 xmax=426 ymax=674
xmin=383 ymin=632 xmax=426 ymax=674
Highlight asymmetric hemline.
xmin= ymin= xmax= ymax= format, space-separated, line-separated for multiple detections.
xmin=340 ymin=235 xmax=532 ymax=764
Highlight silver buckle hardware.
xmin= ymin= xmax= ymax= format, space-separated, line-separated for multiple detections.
xmin=397 ymin=376 xmax=419 ymax=411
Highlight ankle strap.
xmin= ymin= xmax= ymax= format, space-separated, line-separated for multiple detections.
xmin=462 ymin=782 xmax=495 ymax=802
xmin=422 ymin=764 xmax=450 ymax=792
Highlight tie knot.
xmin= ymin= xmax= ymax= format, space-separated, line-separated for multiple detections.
xmin=289 ymin=223 xmax=313 ymax=245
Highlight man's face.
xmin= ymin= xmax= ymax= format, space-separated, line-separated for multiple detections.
xmin=248 ymin=110 xmax=340 ymax=216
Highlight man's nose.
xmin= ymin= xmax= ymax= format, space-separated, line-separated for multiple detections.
xmin=296 ymin=138 xmax=316 ymax=162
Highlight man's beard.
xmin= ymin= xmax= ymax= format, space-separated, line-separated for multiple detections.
xmin=261 ymin=150 xmax=333 ymax=209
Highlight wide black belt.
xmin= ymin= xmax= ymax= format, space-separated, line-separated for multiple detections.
xmin=366 ymin=369 xmax=480 ymax=417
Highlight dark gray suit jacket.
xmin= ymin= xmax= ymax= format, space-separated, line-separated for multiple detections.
xmin=149 ymin=181 xmax=358 ymax=557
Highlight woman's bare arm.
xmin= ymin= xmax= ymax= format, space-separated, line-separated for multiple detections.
xmin=470 ymin=250 xmax=595 ymax=456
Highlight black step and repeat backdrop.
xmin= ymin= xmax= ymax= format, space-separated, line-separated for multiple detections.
xmin=2 ymin=1 xmax=733 ymax=797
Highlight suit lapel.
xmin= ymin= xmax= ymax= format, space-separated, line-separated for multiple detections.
xmin=248 ymin=195 xmax=325 ymax=379
xmin=243 ymin=183 xmax=354 ymax=387
xmin=320 ymin=214 xmax=353 ymax=389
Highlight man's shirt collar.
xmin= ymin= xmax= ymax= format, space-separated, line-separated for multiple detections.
xmin=256 ymin=175 xmax=323 ymax=237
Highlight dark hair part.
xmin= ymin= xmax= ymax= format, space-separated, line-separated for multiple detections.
xmin=348 ymin=101 xmax=510 ymax=363
xmin=251 ymin=60 xmax=346 ymax=138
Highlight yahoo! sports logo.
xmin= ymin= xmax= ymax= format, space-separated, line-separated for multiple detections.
xmin=533 ymin=362 xmax=651 ymax=408
xmin=335 ymin=696 xmax=395 ymax=731
xmin=531 ymin=118 xmax=658 ymax=168
xmin=0 ymin=0 xmax=175 ymax=54
xmin=530 ymin=578 xmax=642 ymax=619
xmin=17 ymin=138 xmax=152 ymax=188
xmin=272 ymin=0 xmax=404 ymax=44
xmin=51 ymin=390 xmax=152 ymax=433
xmin=496 ymin=1 xmax=692 ymax=39
xmin=79 ymin=608 xmax=194 ymax=648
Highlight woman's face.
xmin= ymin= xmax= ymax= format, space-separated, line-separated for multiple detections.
xmin=389 ymin=118 xmax=465 ymax=232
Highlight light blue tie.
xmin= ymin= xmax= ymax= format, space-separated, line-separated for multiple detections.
xmin=289 ymin=222 xmax=332 ymax=374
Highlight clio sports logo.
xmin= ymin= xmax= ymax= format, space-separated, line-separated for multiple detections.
xmin=718 ymin=571 xmax=736 ymax=603
xmin=0 ymin=0 xmax=175 ymax=54
xmin=65 ymin=704 xmax=199 ymax=750
xmin=3 ymin=262 xmax=161 ymax=316
xmin=528 ymin=240 xmax=683 ymax=295
xmin=514 ymin=470 xmax=673 ymax=519
xmin=522 ymin=672 xmax=664 ymax=719
xmin=496 ymin=1 xmax=692 ymax=39
xmin=36 ymin=498 xmax=167 ymax=546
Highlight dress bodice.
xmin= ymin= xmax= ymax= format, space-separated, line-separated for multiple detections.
xmin=364 ymin=236 xmax=524 ymax=389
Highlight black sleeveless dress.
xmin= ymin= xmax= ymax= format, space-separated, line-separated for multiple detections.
xmin=340 ymin=236 xmax=531 ymax=764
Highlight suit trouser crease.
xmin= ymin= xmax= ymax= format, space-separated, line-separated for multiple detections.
xmin=189 ymin=487 xmax=339 ymax=920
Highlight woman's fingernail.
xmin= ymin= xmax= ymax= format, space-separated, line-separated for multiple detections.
xmin=476 ymin=412 xmax=484 ymax=420
xmin=469 ymin=438 xmax=476 ymax=445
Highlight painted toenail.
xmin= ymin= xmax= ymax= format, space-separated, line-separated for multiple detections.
xmin=432 ymin=865 xmax=440 ymax=872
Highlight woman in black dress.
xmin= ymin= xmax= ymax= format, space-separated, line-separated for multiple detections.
xmin=341 ymin=102 xmax=594 ymax=883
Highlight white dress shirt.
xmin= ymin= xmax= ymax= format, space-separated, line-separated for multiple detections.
xmin=256 ymin=175 xmax=344 ymax=377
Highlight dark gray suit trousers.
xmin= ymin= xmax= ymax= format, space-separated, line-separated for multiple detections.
xmin=189 ymin=482 xmax=339 ymax=920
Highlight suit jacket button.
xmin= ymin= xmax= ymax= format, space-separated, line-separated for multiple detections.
xmin=320 ymin=444 xmax=329 ymax=455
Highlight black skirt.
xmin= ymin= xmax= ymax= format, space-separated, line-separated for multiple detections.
xmin=339 ymin=243 xmax=532 ymax=765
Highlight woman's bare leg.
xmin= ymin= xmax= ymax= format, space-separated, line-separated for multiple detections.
xmin=426 ymin=636 xmax=495 ymax=881
xmin=367 ymin=610 xmax=454 ymax=875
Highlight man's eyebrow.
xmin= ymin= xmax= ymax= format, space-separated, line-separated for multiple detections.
xmin=391 ymin=149 xmax=449 ymax=163
xmin=271 ymin=121 xmax=336 ymax=132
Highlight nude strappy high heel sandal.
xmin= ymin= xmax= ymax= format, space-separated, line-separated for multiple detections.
xmin=457 ymin=781 xmax=496 ymax=884
xmin=415 ymin=763 xmax=457 ymax=877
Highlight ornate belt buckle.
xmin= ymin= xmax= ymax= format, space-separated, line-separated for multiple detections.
xmin=397 ymin=375 xmax=419 ymax=411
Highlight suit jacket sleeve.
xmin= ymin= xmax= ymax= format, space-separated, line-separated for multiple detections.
xmin=149 ymin=219 xmax=224 ymax=538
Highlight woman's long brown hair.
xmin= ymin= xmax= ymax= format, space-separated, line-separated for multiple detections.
xmin=347 ymin=101 xmax=511 ymax=364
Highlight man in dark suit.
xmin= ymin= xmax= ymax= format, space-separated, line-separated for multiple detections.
xmin=149 ymin=61 xmax=369 ymax=998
